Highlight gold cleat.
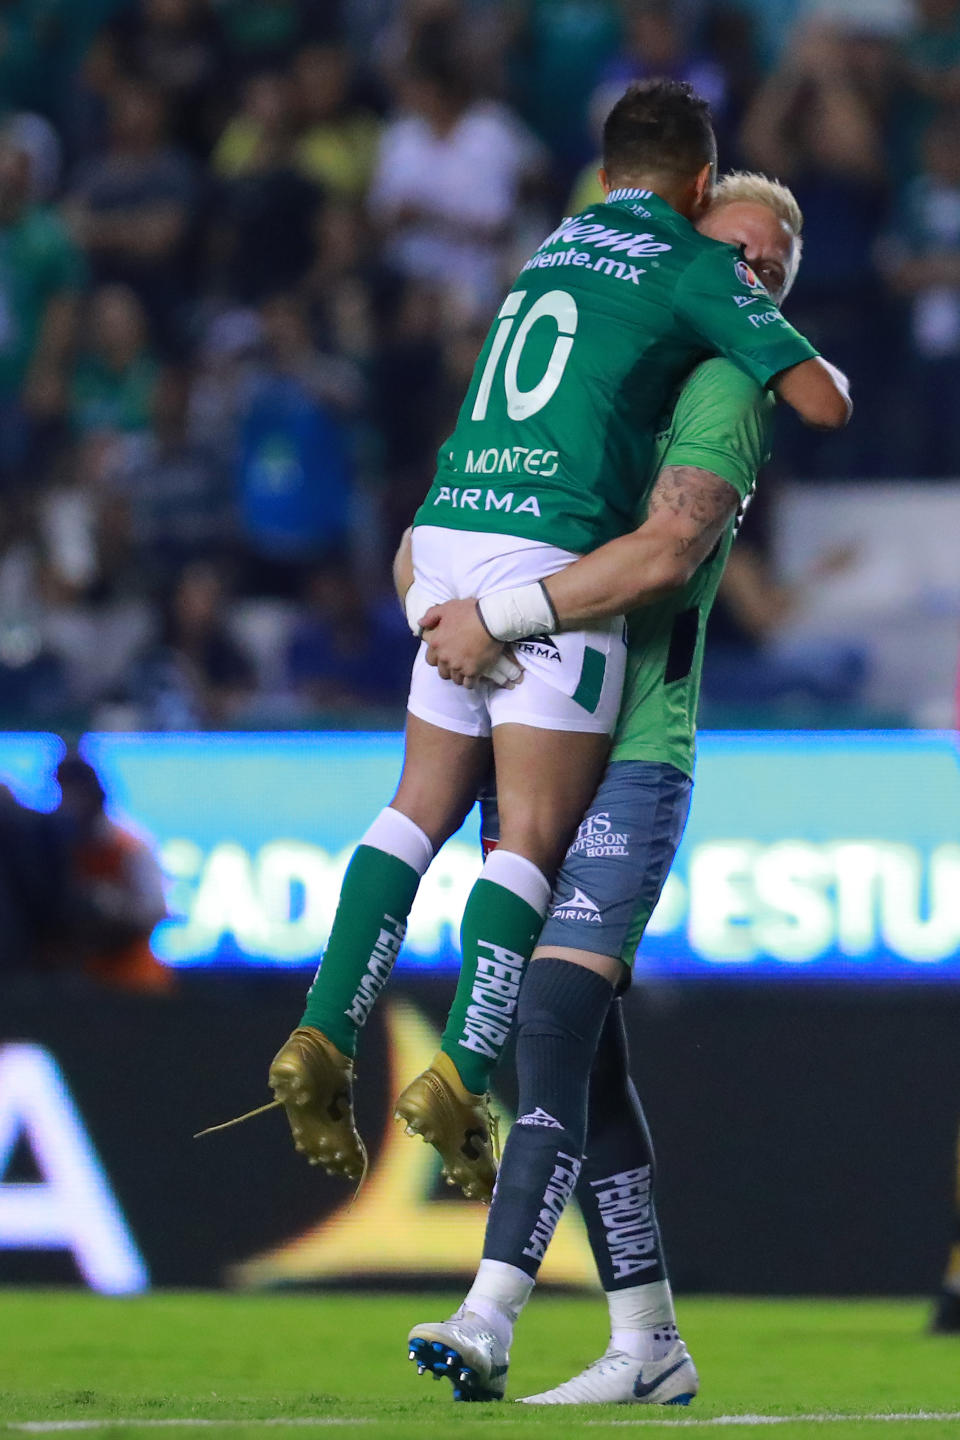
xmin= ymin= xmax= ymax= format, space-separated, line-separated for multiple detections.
xmin=394 ymin=1051 xmax=498 ymax=1203
xmin=268 ymin=1027 xmax=367 ymax=1182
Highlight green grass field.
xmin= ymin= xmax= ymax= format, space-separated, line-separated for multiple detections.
xmin=0 ymin=1291 xmax=957 ymax=1440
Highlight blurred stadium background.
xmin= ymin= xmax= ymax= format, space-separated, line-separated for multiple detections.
xmin=1 ymin=0 xmax=959 ymax=1411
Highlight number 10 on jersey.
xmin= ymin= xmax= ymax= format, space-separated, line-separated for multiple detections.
xmin=472 ymin=289 xmax=579 ymax=424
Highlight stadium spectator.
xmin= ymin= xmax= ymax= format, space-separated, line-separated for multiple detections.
xmin=62 ymin=26 xmax=125 ymax=173
xmin=217 ymin=0 xmax=338 ymax=77
xmin=291 ymin=44 xmax=383 ymax=199
xmin=597 ymin=2 xmax=733 ymax=155
xmin=0 ymin=134 xmax=85 ymax=487
xmin=0 ymin=491 xmax=71 ymax=723
xmin=368 ymin=277 xmax=447 ymax=548
xmin=368 ymin=50 xmax=547 ymax=317
xmin=70 ymin=284 xmax=160 ymax=440
xmin=879 ymin=108 xmax=960 ymax=475
xmin=214 ymin=46 xmax=380 ymax=203
xmin=0 ymin=0 xmax=109 ymax=117
xmin=894 ymin=0 xmax=960 ymax=177
xmin=508 ymin=0 xmax=621 ymax=168
xmin=301 ymin=198 xmax=381 ymax=363
xmin=51 ymin=752 xmax=171 ymax=994
xmin=5 ymin=110 xmax=65 ymax=205
xmin=740 ymin=16 xmax=894 ymax=474
xmin=129 ymin=560 xmax=255 ymax=727
xmin=108 ymin=0 xmax=227 ymax=157
xmin=188 ymin=305 xmax=263 ymax=455
xmin=370 ymin=0 xmax=511 ymax=101
xmin=214 ymin=83 xmax=324 ymax=302
xmin=285 ymin=557 xmax=415 ymax=711
xmin=32 ymin=433 xmax=155 ymax=711
xmin=64 ymin=79 xmax=199 ymax=346
xmin=112 ymin=365 xmax=234 ymax=588
xmin=235 ymin=293 xmax=363 ymax=594
xmin=211 ymin=68 xmax=297 ymax=178
xmin=571 ymin=2 xmax=753 ymax=215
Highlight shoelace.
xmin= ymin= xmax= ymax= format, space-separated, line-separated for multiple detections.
xmin=582 ymin=1348 xmax=630 ymax=1374
xmin=194 ymin=1098 xmax=281 ymax=1138
xmin=541 ymin=1350 xmax=631 ymax=1400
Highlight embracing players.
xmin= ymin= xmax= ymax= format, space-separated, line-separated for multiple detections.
xmin=405 ymin=168 xmax=821 ymax=1405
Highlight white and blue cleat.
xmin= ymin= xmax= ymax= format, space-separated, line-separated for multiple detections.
xmin=407 ymin=1309 xmax=509 ymax=1401
xmin=519 ymin=1338 xmax=699 ymax=1406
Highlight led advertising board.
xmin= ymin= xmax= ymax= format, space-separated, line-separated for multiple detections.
xmin=2 ymin=731 xmax=958 ymax=982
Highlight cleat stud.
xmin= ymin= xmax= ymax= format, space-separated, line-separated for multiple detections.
xmin=405 ymin=1126 xmax=415 ymax=1137
xmin=417 ymin=1364 xmax=426 ymax=1376
xmin=408 ymin=1350 xmax=416 ymax=1361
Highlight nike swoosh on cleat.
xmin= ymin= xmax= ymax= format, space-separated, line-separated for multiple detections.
xmin=633 ymin=1357 xmax=689 ymax=1399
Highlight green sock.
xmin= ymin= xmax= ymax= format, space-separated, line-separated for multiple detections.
xmin=441 ymin=875 xmax=545 ymax=1095
xmin=299 ymin=844 xmax=421 ymax=1056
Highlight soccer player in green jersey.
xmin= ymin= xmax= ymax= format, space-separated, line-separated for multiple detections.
xmin=406 ymin=173 xmax=838 ymax=1404
xmin=262 ymin=81 xmax=848 ymax=1197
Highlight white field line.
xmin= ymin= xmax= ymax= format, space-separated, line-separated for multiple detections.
xmin=3 ymin=1425 xmax=371 ymax=1434
xmin=6 ymin=1416 xmax=960 ymax=1433
xmin=585 ymin=1417 xmax=960 ymax=1429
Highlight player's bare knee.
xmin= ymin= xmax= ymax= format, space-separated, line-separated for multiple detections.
xmin=389 ymin=783 xmax=471 ymax=851
xmin=499 ymin=813 xmax=576 ymax=876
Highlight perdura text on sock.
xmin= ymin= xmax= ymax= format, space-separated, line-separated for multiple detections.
xmin=590 ymin=1165 xmax=659 ymax=1279
xmin=459 ymin=940 xmax=526 ymax=1060
xmin=522 ymin=1152 xmax=582 ymax=1263
xmin=345 ymin=915 xmax=405 ymax=1028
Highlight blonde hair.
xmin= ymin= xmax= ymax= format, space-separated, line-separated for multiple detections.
xmin=712 ymin=171 xmax=804 ymax=298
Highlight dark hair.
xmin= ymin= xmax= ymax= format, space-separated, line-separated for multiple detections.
xmin=602 ymin=79 xmax=716 ymax=184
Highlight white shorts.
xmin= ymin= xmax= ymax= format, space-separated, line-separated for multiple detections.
xmin=407 ymin=526 xmax=626 ymax=737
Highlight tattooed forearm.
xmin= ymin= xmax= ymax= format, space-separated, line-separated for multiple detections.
xmin=542 ymin=464 xmax=742 ymax=627
xmin=646 ymin=465 xmax=739 ymax=556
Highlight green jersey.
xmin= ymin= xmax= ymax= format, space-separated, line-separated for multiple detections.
xmin=611 ymin=356 xmax=774 ymax=777
xmin=0 ymin=206 xmax=86 ymax=398
xmin=415 ymin=188 xmax=814 ymax=554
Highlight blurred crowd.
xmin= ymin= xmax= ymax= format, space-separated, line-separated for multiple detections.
xmin=0 ymin=0 xmax=957 ymax=730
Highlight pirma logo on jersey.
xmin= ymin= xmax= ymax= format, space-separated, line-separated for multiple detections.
xmin=550 ymin=887 xmax=603 ymax=923
xmin=514 ymin=636 xmax=561 ymax=663
xmin=432 ymin=485 xmax=542 ymax=517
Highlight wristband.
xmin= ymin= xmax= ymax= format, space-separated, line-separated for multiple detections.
xmin=403 ymin=580 xmax=429 ymax=635
xmin=476 ymin=581 xmax=558 ymax=642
